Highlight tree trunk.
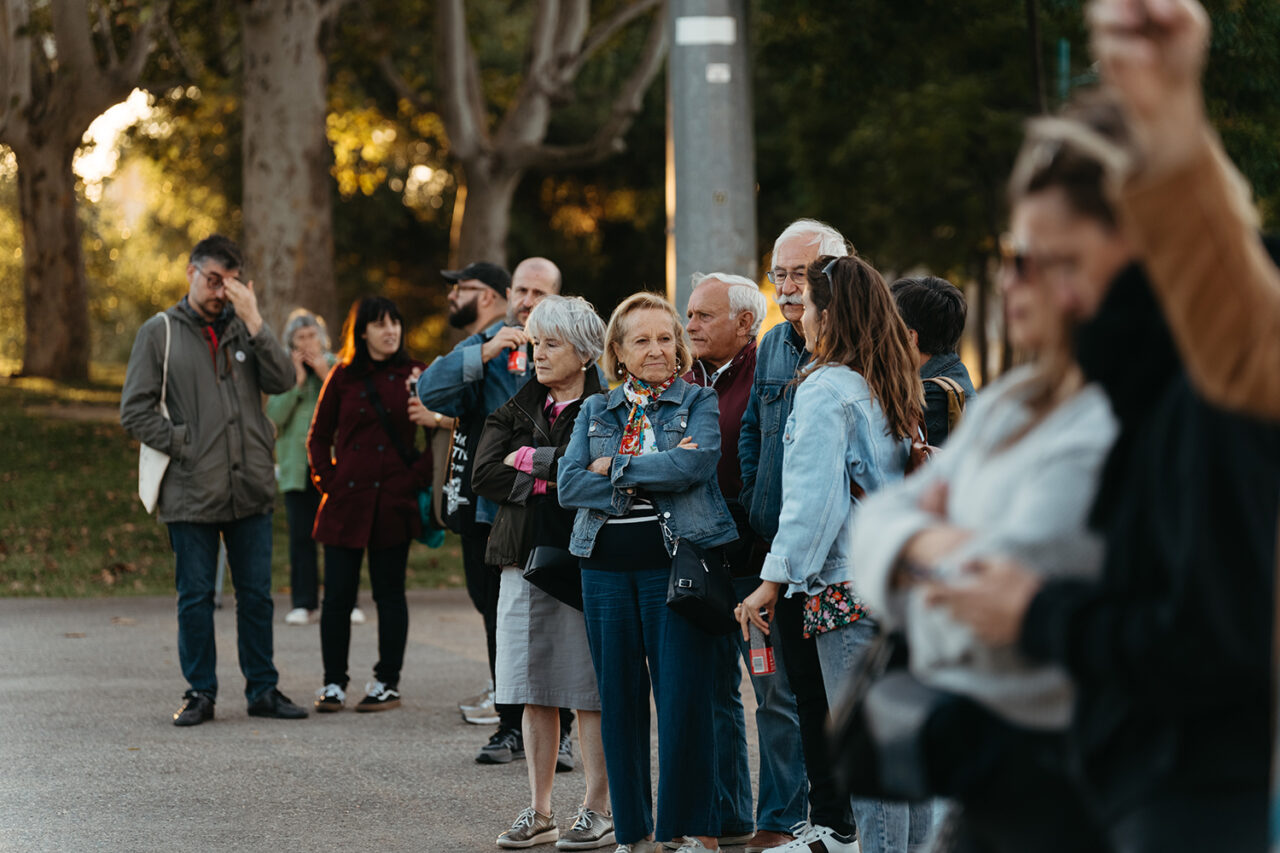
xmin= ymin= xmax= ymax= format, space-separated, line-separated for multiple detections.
xmin=451 ymin=167 xmax=522 ymax=268
xmin=240 ymin=0 xmax=338 ymax=335
xmin=15 ymin=140 xmax=90 ymax=380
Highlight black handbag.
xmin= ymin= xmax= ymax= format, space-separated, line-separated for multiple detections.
xmin=828 ymin=628 xmax=1015 ymax=802
xmin=520 ymin=496 xmax=583 ymax=610
xmin=663 ymin=523 xmax=738 ymax=635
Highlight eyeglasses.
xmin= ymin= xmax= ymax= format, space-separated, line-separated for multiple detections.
xmin=449 ymin=282 xmax=490 ymax=295
xmin=195 ymin=266 xmax=228 ymax=290
xmin=766 ymin=267 xmax=808 ymax=285
xmin=999 ymin=233 xmax=1079 ymax=282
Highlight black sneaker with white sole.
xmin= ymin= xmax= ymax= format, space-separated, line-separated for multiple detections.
xmin=476 ymin=726 xmax=525 ymax=764
xmin=556 ymin=730 xmax=575 ymax=772
xmin=355 ymin=680 xmax=401 ymax=712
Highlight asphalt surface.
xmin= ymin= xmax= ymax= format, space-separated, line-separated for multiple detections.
xmin=0 ymin=590 xmax=768 ymax=853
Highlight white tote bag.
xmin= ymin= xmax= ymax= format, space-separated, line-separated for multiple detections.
xmin=138 ymin=313 xmax=172 ymax=513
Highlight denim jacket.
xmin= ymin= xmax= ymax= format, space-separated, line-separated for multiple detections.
xmin=760 ymin=365 xmax=910 ymax=598
xmin=738 ymin=321 xmax=807 ymax=541
xmin=417 ymin=319 xmax=531 ymax=525
xmin=558 ymin=379 xmax=739 ymax=558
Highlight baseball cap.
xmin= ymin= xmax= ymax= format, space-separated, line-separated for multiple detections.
xmin=441 ymin=262 xmax=511 ymax=297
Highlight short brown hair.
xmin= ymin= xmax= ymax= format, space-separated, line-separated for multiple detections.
xmin=602 ymin=291 xmax=692 ymax=381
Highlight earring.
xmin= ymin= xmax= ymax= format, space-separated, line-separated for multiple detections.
xmin=581 ymin=363 xmax=590 ymax=372
xmin=616 ymin=364 xmax=625 ymax=377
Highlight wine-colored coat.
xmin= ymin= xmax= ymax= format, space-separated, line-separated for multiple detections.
xmin=307 ymin=358 xmax=431 ymax=549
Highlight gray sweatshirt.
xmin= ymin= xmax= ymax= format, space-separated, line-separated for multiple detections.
xmin=850 ymin=365 xmax=1118 ymax=730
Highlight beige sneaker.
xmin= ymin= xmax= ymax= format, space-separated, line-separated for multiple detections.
xmin=556 ymin=806 xmax=614 ymax=850
xmin=497 ymin=807 xmax=558 ymax=849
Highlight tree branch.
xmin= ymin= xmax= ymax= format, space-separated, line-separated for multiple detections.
xmin=49 ymin=0 xmax=97 ymax=82
xmin=95 ymin=0 xmax=119 ymax=68
xmin=160 ymin=2 xmax=204 ymax=80
xmin=516 ymin=2 xmax=666 ymax=172
xmin=435 ymin=0 xmax=485 ymax=162
xmin=564 ymin=0 xmax=660 ymax=84
xmin=377 ymin=52 xmax=431 ymax=114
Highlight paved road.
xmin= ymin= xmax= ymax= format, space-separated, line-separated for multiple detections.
xmin=0 ymin=591 xmax=766 ymax=853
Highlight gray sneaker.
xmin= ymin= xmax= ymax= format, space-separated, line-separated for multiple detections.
xmin=556 ymin=806 xmax=615 ymax=850
xmin=497 ymin=806 xmax=558 ymax=849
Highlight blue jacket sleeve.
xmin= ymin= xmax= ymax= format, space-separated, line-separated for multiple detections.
xmin=417 ymin=331 xmax=487 ymax=418
xmin=759 ymin=381 xmax=853 ymax=597
xmin=610 ymin=388 xmax=722 ymax=492
xmin=557 ymin=398 xmax=622 ymax=513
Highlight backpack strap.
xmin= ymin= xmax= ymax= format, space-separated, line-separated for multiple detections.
xmin=924 ymin=375 xmax=966 ymax=402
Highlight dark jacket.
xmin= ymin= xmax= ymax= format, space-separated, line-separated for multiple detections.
xmin=471 ymin=370 xmax=604 ymax=567
xmin=920 ymin=351 xmax=976 ymax=447
xmin=307 ymin=358 xmax=432 ymax=550
xmin=684 ymin=339 xmax=757 ymax=503
xmin=120 ymin=299 xmax=295 ymax=523
xmin=1019 ymin=265 xmax=1279 ymax=818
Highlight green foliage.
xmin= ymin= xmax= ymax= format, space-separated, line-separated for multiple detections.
xmin=0 ymin=149 xmax=21 ymax=361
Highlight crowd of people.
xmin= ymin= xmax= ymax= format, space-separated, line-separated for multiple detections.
xmin=118 ymin=2 xmax=1279 ymax=852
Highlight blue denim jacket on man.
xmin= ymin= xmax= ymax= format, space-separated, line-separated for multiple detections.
xmin=760 ymin=365 xmax=910 ymax=599
xmin=738 ymin=321 xmax=807 ymax=542
xmin=417 ymin=319 xmax=529 ymax=525
xmin=558 ymin=379 xmax=739 ymax=558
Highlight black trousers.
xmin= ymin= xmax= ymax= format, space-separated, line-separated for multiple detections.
xmin=774 ymin=590 xmax=855 ymax=836
xmin=283 ymin=489 xmax=321 ymax=610
xmin=321 ymin=542 xmax=409 ymax=689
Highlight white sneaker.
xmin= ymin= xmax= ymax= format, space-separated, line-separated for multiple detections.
xmin=614 ymin=843 xmax=662 ymax=853
xmin=284 ymin=607 xmax=316 ymax=625
xmin=459 ymin=681 xmax=495 ymax=712
xmin=463 ymin=692 xmax=501 ymax=725
xmin=350 ymin=606 xmax=366 ymax=624
xmin=672 ymin=838 xmax=714 ymax=853
xmin=775 ymin=823 xmax=857 ymax=853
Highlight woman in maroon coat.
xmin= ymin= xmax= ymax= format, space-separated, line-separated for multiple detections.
xmin=307 ymin=296 xmax=430 ymax=712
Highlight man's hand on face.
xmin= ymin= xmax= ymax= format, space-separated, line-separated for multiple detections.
xmin=480 ymin=325 xmax=529 ymax=363
xmin=223 ymin=277 xmax=264 ymax=335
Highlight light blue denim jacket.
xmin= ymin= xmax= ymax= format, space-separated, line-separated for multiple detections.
xmin=558 ymin=379 xmax=739 ymax=558
xmin=760 ymin=365 xmax=910 ymax=598
xmin=738 ymin=321 xmax=807 ymax=541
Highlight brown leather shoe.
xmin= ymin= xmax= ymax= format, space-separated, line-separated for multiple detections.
xmin=744 ymin=830 xmax=793 ymax=852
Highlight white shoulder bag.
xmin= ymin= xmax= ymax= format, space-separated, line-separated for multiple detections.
xmin=138 ymin=313 xmax=172 ymax=513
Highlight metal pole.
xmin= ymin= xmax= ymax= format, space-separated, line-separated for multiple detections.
xmin=665 ymin=0 xmax=757 ymax=317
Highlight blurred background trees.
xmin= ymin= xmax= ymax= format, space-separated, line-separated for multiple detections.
xmin=1 ymin=0 xmax=1277 ymax=378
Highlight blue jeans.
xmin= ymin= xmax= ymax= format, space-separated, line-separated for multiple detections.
xmin=582 ymin=567 xmax=720 ymax=845
xmin=713 ymin=576 xmax=808 ymax=835
xmin=815 ymin=618 xmax=934 ymax=853
xmin=168 ymin=514 xmax=278 ymax=703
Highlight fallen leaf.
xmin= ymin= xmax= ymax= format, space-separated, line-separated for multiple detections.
xmin=64 ymin=632 xmax=86 ymax=639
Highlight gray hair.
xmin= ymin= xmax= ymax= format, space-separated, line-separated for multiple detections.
xmin=526 ymin=294 xmax=607 ymax=364
xmin=691 ymin=272 xmax=769 ymax=337
xmin=282 ymin=308 xmax=330 ymax=351
xmin=770 ymin=218 xmax=851 ymax=270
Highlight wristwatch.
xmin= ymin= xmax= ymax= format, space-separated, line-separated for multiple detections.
xmin=433 ymin=412 xmax=443 ymax=427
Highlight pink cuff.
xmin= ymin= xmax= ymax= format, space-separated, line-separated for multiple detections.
xmin=512 ymin=446 xmax=536 ymax=473
xmin=532 ymin=479 xmax=548 ymax=496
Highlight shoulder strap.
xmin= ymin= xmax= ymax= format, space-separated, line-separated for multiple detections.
xmin=361 ymin=373 xmax=419 ymax=470
xmin=924 ymin=375 xmax=966 ymax=403
xmin=158 ymin=313 xmax=171 ymax=419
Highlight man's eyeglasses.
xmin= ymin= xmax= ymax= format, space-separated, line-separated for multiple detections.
xmin=766 ymin=267 xmax=808 ymax=285
xmin=449 ymin=282 xmax=490 ymax=296
xmin=195 ymin=266 xmax=228 ymax=290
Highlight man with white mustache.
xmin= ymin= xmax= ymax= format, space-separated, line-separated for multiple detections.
xmin=737 ymin=220 xmax=857 ymax=853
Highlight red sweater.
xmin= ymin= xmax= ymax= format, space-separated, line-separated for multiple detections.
xmin=684 ymin=339 xmax=757 ymax=503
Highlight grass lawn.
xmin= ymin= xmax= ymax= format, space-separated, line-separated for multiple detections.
xmin=0 ymin=364 xmax=465 ymax=598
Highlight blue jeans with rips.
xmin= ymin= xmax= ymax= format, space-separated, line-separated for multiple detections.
xmin=582 ymin=566 xmax=720 ymax=845
xmin=713 ymin=575 xmax=809 ymax=835
xmin=815 ymin=617 xmax=936 ymax=853
xmin=168 ymin=513 xmax=278 ymax=703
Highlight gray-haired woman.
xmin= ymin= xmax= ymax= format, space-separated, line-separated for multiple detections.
xmin=472 ymin=295 xmax=613 ymax=851
xmin=266 ymin=309 xmax=342 ymax=625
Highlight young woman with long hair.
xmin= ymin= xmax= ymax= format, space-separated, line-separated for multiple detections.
xmin=737 ymin=255 xmax=929 ymax=853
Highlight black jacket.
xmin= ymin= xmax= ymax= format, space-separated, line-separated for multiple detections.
xmin=471 ymin=370 xmax=605 ymax=567
xmin=1019 ymin=264 xmax=1280 ymax=817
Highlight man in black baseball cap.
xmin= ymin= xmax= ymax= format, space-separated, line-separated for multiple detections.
xmin=442 ymin=262 xmax=511 ymax=333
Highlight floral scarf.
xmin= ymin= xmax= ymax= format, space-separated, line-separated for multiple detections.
xmin=618 ymin=374 xmax=676 ymax=456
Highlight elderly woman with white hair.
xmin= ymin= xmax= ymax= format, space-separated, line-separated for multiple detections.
xmin=265 ymin=309 xmax=343 ymax=626
xmin=472 ymin=295 xmax=614 ymax=851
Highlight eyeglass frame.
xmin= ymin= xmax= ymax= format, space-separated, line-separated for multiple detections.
xmin=998 ymin=233 xmax=1080 ymax=282
xmin=766 ymin=266 xmax=810 ymax=286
